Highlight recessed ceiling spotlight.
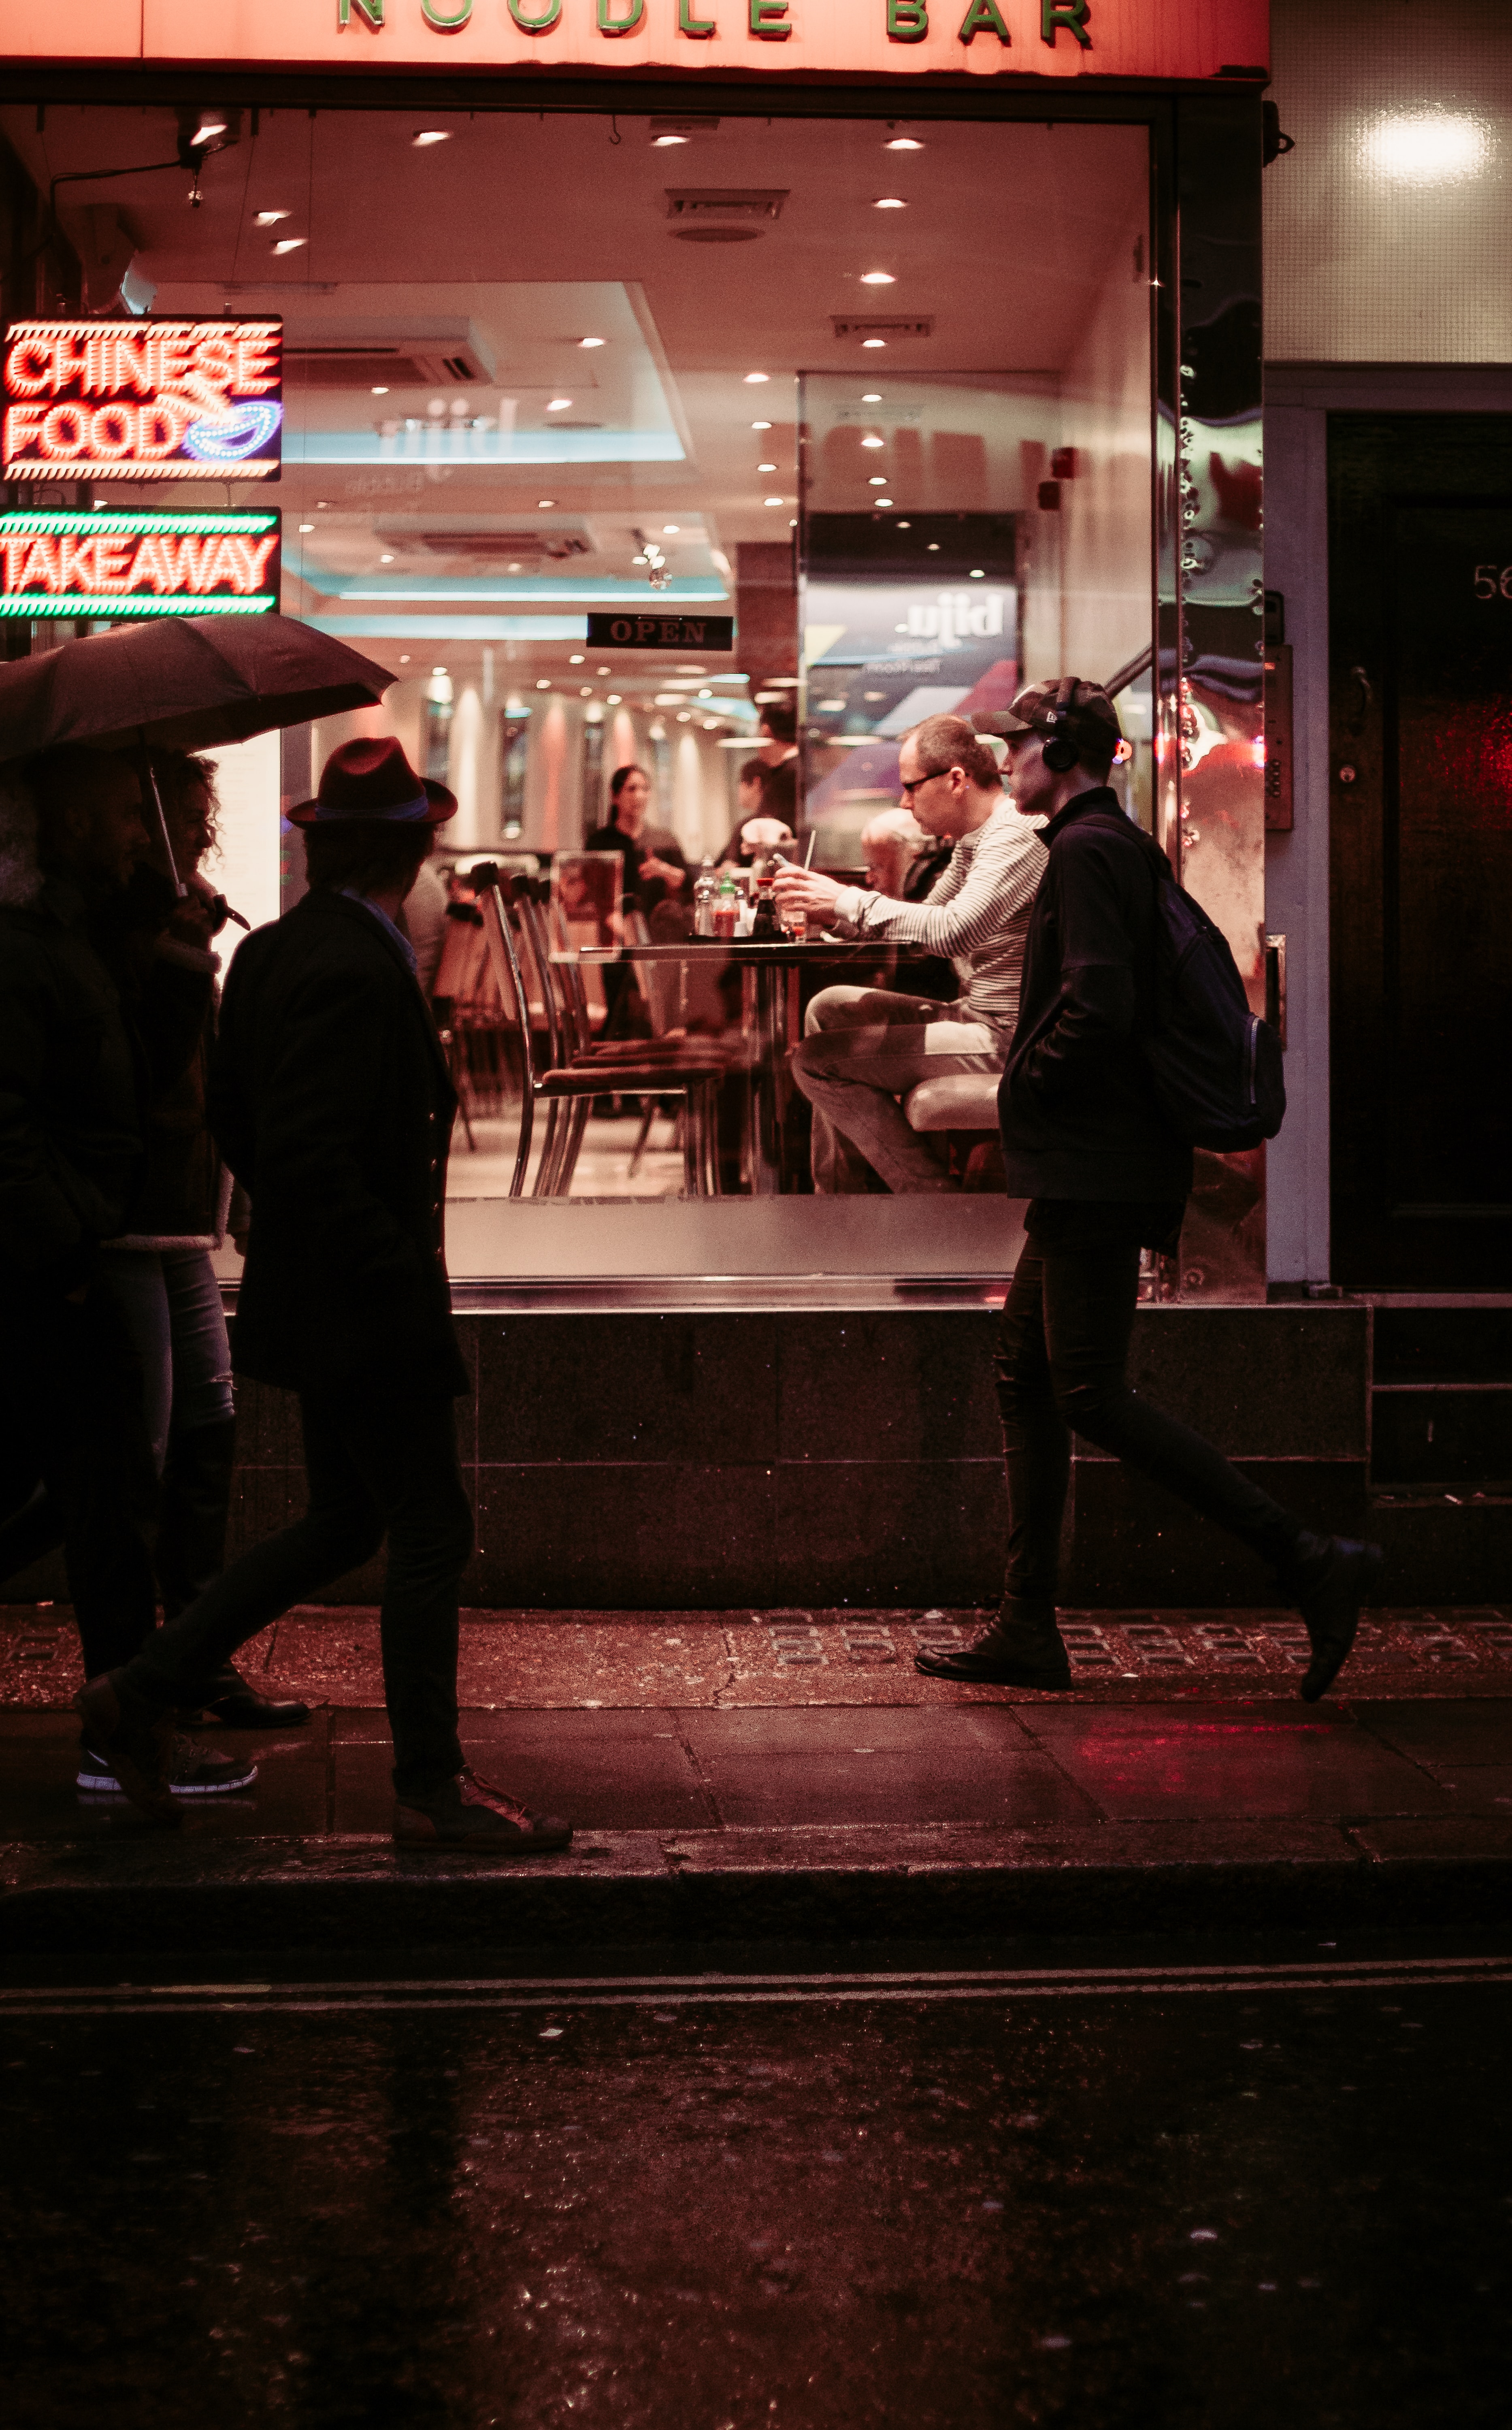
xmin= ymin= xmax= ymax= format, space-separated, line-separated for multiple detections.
xmin=399 ymin=654 xmax=411 ymax=664
xmin=884 ymin=136 xmax=924 ymax=150
xmin=861 ymin=392 xmax=883 ymax=402
xmin=632 ymin=553 xmax=649 ymax=565
xmin=316 ymin=501 xmax=328 ymax=509
xmin=860 ymin=271 xmax=896 ymax=286
xmin=433 ymin=664 xmax=447 ymax=674
xmin=677 ymin=711 xmax=692 ymax=722
xmin=757 ymin=463 xmax=777 ymax=472
xmin=861 ymin=435 xmax=885 ymax=449
xmin=371 ymin=385 xmax=389 ymax=395
xmin=874 ymin=197 xmax=907 ymax=209
xmin=662 ymin=524 xmax=680 ymax=535
xmin=868 ymin=477 xmax=888 ymax=486
xmin=607 ymin=693 xmax=621 ymax=703
xmin=253 ymin=209 xmax=289 ymax=226
xmin=380 ymin=553 xmax=394 ymax=563
xmin=875 ymin=497 xmax=894 ymax=507
xmin=271 ymin=238 xmax=306 ymax=254
xmin=652 ymin=134 xmax=689 ymax=147
xmin=580 ymin=685 xmax=594 ymax=697
xmin=897 ymin=519 xmax=911 ymax=528
xmin=763 ymin=496 xmax=784 ymax=507
xmin=569 ymin=654 xmax=585 ymax=665
xmin=927 ymin=541 xmax=940 ymax=551
xmin=507 ymin=563 xmax=522 ymax=573
xmin=579 ymin=337 xmax=605 ymax=348
xmin=297 ymin=522 xmax=314 ymax=533
xmin=536 ymin=678 xmax=551 ymax=689
xmin=969 ymin=567 xmax=985 ymax=578
xmin=546 ymin=399 xmax=572 ymax=412
xmin=537 ymin=499 xmax=556 ymax=509
xmin=413 ymin=130 xmax=450 ymax=146
xmin=597 ymin=665 xmax=611 ymax=674
xmin=862 ymin=339 xmax=886 ymax=349
xmin=744 ymin=372 xmax=770 ymax=384
xmin=752 ymin=420 xmax=772 ymax=431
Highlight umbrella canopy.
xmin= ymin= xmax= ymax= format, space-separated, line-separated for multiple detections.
xmin=0 ymin=614 xmax=393 ymax=760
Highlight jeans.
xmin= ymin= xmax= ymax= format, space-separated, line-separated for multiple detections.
xmin=96 ymin=1248 xmax=235 ymax=1474
xmin=791 ymin=987 xmax=1005 ymax=1194
xmin=121 ymin=1385 xmax=474 ymax=1797
xmin=993 ymin=1238 xmax=1306 ymax=1607
xmin=0 ymin=1283 xmax=159 ymax=1678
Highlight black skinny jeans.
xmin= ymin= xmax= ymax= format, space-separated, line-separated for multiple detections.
xmin=121 ymin=1384 xmax=473 ymax=1797
xmin=993 ymin=1241 xmax=1306 ymax=1609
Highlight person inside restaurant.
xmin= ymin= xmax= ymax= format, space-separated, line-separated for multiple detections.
xmin=716 ymin=758 xmax=798 ymax=867
xmin=772 ymin=714 xmax=1049 ymax=1194
xmin=583 ymin=764 xmax=688 ymax=917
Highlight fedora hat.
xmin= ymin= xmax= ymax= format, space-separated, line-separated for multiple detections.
xmin=289 ymin=735 xmax=457 ymax=829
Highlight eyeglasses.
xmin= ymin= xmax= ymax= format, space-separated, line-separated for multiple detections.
xmin=898 ymin=767 xmax=953 ymax=797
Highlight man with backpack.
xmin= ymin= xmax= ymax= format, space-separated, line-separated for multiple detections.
xmin=916 ymin=678 xmax=1380 ymax=1702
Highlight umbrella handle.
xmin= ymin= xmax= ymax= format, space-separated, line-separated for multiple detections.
xmin=138 ymin=738 xmax=186 ymax=897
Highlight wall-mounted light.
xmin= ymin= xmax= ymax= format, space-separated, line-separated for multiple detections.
xmin=413 ymin=130 xmax=451 ymax=147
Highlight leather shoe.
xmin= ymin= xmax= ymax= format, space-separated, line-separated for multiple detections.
xmin=915 ymin=1601 xmax=1072 ymax=1690
xmin=1293 ymin=1535 xmax=1383 ymax=1701
xmin=395 ymin=1766 xmax=573 ymax=1854
xmin=198 ymin=1666 xmax=311 ymax=1729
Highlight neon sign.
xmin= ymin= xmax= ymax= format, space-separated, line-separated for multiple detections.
xmin=0 ymin=509 xmax=281 ymax=617
xmin=2 ymin=319 xmax=283 ymax=483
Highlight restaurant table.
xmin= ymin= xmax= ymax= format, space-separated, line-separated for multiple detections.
xmin=555 ymin=938 xmax=886 ymax=1192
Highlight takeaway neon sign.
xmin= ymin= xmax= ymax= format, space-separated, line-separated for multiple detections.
xmin=2 ymin=319 xmax=283 ymax=482
xmin=0 ymin=509 xmax=281 ymax=617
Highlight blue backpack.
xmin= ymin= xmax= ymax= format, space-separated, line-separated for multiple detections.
xmin=1086 ymin=814 xmax=1286 ymax=1153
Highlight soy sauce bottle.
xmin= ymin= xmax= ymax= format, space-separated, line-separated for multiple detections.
xmin=750 ymin=879 xmax=783 ymax=942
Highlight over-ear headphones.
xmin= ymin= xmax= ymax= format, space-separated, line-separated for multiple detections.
xmin=1040 ymin=676 xmax=1082 ymax=774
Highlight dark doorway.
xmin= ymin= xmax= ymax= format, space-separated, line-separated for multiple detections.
xmin=1329 ymin=414 xmax=1512 ymax=1287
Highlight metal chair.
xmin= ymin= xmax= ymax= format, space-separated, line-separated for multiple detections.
xmin=471 ymin=868 xmax=724 ymax=1199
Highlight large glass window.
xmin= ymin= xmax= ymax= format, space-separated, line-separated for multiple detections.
xmin=1 ymin=102 xmax=1154 ymax=1283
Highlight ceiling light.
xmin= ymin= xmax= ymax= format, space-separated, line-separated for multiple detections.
xmin=862 ymin=338 xmax=886 ymax=349
xmin=632 ymin=553 xmax=649 ymax=565
xmin=579 ymin=337 xmax=605 ymax=348
xmin=763 ymin=496 xmax=784 ymax=506
xmin=752 ymin=420 xmax=772 ymax=431
xmin=652 ymin=134 xmax=689 ymax=147
xmin=698 ymin=687 xmax=712 ymax=697
xmin=874 ymin=197 xmax=907 ymax=209
xmin=537 ymin=499 xmax=556 ymax=509
xmin=969 ymin=567 xmax=985 ymax=578
xmin=297 ymin=522 xmax=314 ymax=533
xmin=875 ymin=498 xmax=893 ymax=507
xmin=927 ymin=541 xmax=940 ymax=551
xmin=546 ymin=399 xmax=572 ymax=413
xmin=662 ymin=524 xmax=680 ymax=534
xmin=271 ymin=238 xmax=306 ymax=254
xmin=399 ymin=654 xmax=411 ymax=664
xmin=371 ymin=385 xmax=389 ymax=395
xmin=190 ymin=117 xmax=229 ymax=147
xmin=597 ymin=666 xmax=611 ymax=674
xmin=507 ymin=563 xmax=521 ymax=574
xmin=861 ymin=392 xmax=883 ymax=402
xmin=580 ymin=686 xmax=593 ymax=697
xmin=253 ymin=209 xmax=289 ymax=226
xmin=897 ymin=520 xmax=911 ymax=529
xmin=860 ymin=271 xmax=896 ymax=286
xmin=380 ymin=553 xmax=394 ymax=563
xmin=433 ymin=664 xmax=447 ymax=674
xmin=569 ymin=654 xmax=585 ymax=665
xmin=317 ymin=501 xmax=328 ymax=509
xmin=868 ymin=476 xmax=888 ymax=486
xmin=536 ymin=678 xmax=551 ymax=689
xmin=413 ymin=130 xmax=451 ymax=146
xmin=744 ymin=372 xmax=770 ymax=384
xmin=677 ymin=664 xmax=705 ymax=673
xmin=861 ymin=435 xmax=885 ymax=448
xmin=884 ymin=137 xmax=924 ymax=150
xmin=677 ymin=712 xmax=692 ymax=722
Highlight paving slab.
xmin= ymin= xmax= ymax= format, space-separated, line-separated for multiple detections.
xmin=1011 ymin=1703 xmax=1457 ymax=1822
xmin=674 ymin=1705 xmax=1098 ymax=1829
xmin=335 ymin=1714 xmax=719 ymax=1834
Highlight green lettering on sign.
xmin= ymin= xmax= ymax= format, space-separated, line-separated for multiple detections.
xmin=750 ymin=0 xmax=791 ymax=32
xmin=422 ymin=0 xmax=471 ymax=25
xmin=598 ymin=0 xmax=645 ymax=28
xmin=508 ymin=0 xmax=562 ymax=28
xmin=337 ymin=0 xmax=383 ymax=26
xmin=679 ymin=0 xmax=717 ymax=30
xmin=957 ymin=0 xmax=1009 ymax=41
xmin=1041 ymin=0 xmax=1090 ymax=45
xmin=887 ymin=0 xmax=928 ymax=37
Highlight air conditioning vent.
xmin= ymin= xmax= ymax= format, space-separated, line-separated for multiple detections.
xmin=284 ymin=321 xmax=497 ymax=388
xmin=831 ymin=315 xmax=935 ymax=341
xmin=411 ymin=530 xmax=592 ymax=563
xmin=666 ymin=188 xmax=787 ymax=243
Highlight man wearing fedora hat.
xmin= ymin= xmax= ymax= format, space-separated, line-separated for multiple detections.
xmin=79 ymin=736 xmax=573 ymax=1852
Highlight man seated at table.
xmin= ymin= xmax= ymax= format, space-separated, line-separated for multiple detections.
xmin=772 ymin=712 xmax=1050 ymax=1194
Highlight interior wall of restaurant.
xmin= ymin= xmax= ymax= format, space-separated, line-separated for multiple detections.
xmin=1056 ymin=169 xmax=1154 ymax=692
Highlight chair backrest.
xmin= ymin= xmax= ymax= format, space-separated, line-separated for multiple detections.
xmin=624 ymin=908 xmax=685 ymax=1038
xmin=515 ymin=885 xmax=584 ymax=1066
xmin=474 ymin=878 xmax=541 ymax=1093
xmin=432 ymin=907 xmax=490 ymax=1006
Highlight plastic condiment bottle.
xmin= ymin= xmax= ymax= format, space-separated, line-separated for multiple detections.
xmin=712 ymin=874 xmax=739 ymax=940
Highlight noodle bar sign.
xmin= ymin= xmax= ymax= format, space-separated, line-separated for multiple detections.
xmin=0 ymin=509 xmax=281 ymax=619
xmin=2 ymin=318 xmax=283 ymax=482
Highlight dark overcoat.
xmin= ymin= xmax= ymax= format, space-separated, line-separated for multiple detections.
xmin=210 ymin=890 xmax=468 ymax=1398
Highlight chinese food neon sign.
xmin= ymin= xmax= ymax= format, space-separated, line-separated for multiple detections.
xmin=2 ymin=319 xmax=283 ymax=482
xmin=0 ymin=509 xmax=281 ymax=617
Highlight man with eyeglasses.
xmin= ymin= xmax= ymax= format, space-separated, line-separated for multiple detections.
xmin=773 ymin=713 xmax=1046 ymax=1193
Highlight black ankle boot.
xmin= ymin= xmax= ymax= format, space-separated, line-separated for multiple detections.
xmin=1284 ymin=1532 xmax=1384 ymax=1702
xmin=914 ymin=1600 xmax=1072 ymax=1688
xmin=198 ymin=1665 xmax=311 ymax=1730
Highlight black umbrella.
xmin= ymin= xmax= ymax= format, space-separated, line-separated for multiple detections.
xmin=0 ymin=612 xmax=392 ymax=759
xmin=0 ymin=612 xmax=394 ymax=889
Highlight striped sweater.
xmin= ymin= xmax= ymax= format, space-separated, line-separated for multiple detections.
xmin=831 ymin=800 xmax=1049 ymax=1048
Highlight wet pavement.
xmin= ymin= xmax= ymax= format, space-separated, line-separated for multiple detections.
xmin=3 ymin=1935 xmax=1510 ymax=2428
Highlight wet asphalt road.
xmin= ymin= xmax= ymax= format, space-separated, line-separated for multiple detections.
xmin=4 ymin=1941 xmax=1510 ymax=2430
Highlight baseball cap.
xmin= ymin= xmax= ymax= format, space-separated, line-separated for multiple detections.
xmin=973 ymin=677 xmax=1122 ymax=762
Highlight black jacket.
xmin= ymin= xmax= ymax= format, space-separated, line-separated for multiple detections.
xmin=212 ymin=891 xmax=467 ymax=1398
xmin=0 ymin=873 xmax=142 ymax=1286
xmin=998 ymin=790 xmax=1193 ymax=1203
